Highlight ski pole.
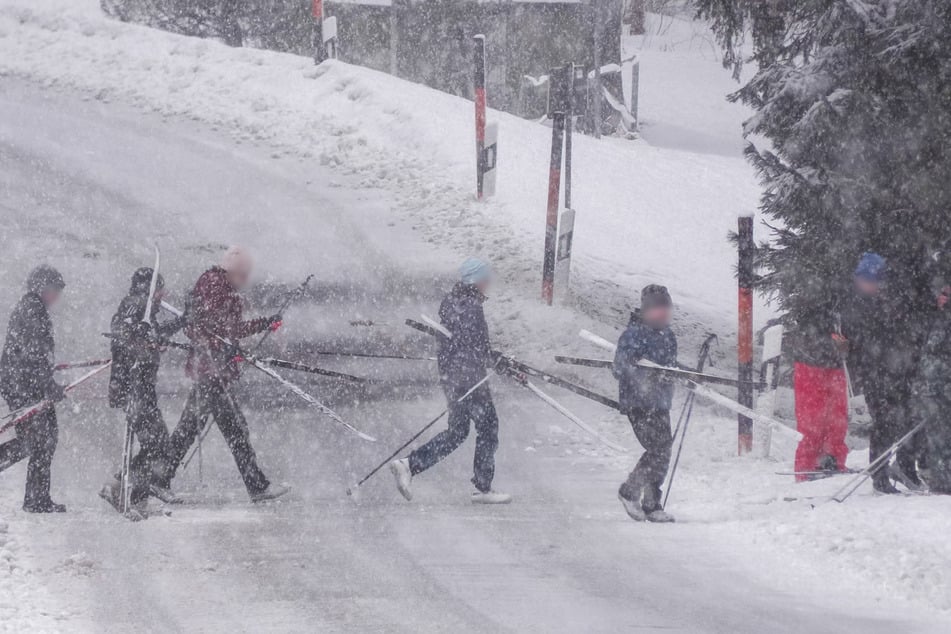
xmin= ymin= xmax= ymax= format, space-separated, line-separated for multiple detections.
xmin=142 ymin=244 xmax=161 ymax=324
xmin=257 ymin=357 xmax=368 ymax=383
xmin=54 ymin=359 xmax=113 ymax=371
xmin=829 ymin=421 xmax=926 ymax=503
xmin=120 ymin=418 xmax=134 ymax=514
xmin=305 ymin=349 xmax=436 ymax=362
xmin=0 ymin=362 xmax=112 ymax=434
xmin=251 ymin=274 xmax=314 ymax=352
xmin=663 ymin=333 xmax=716 ymax=509
xmin=180 ymin=414 xmax=214 ymax=473
xmin=346 ymin=374 xmax=491 ymax=496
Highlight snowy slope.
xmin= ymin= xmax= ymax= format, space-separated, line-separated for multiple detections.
xmin=0 ymin=0 xmax=763 ymax=354
xmin=0 ymin=2 xmax=950 ymax=631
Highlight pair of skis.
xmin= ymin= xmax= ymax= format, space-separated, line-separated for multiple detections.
xmin=161 ymin=300 xmax=377 ymax=445
xmin=574 ymin=328 xmax=801 ymax=441
xmin=405 ymin=317 xmax=626 ymax=452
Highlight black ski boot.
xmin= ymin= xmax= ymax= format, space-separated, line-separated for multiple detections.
xmin=872 ymin=472 xmax=900 ymax=495
xmin=23 ymin=499 xmax=66 ymax=513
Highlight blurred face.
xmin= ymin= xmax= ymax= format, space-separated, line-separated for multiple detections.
xmin=154 ymin=287 xmax=167 ymax=302
xmin=855 ymin=277 xmax=881 ymax=297
xmin=643 ymin=305 xmax=672 ymax=327
xmin=476 ymin=278 xmax=492 ymax=296
xmin=227 ymin=267 xmax=251 ymax=290
xmin=40 ymin=289 xmax=61 ymax=307
xmin=939 ymin=286 xmax=951 ymax=310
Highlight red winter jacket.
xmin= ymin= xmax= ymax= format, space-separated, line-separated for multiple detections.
xmin=184 ymin=266 xmax=269 ymax=383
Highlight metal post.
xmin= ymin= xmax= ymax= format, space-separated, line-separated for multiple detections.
xmin=737 ymin=215 xmax=755 ymax=454
xmin=312 ymin=0 xmax=325 ymax=64
xmin=564 ymin=66 xmax=574 ymax=209
xmin=389 ymin=1 xmax=399 ymax=76
xmin=630 ymin=58 xmax=639 ymax=129
xmin=592 ymin=0 xmax=602 ymax=139
xmin=474 ymin=34 xmax=487 ymax=200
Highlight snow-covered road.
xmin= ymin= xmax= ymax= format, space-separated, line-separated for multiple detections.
xmin=0 ymin=79 xmax=947 ymax=633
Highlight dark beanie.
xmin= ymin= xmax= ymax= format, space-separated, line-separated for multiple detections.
xmin=641 ymin=284 xmax=672 ymax=310
xmin=26 ymin=265 xmax=66 ymax=294
xmin=130 ymin=267 xmax=165 ymax=295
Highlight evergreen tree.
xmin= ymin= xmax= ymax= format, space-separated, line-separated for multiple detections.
xmin=697 ymin=0 xmax=951 ymax=321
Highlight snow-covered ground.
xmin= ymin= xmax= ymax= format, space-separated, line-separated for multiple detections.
xmin=0 ymin=2 xmax=950 ymax=631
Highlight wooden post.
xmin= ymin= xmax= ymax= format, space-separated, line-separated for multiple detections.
xmin=474 ymin=35 xmax=487 ymax=200
xmin=737 ymin=215 xmax=755 ymax=454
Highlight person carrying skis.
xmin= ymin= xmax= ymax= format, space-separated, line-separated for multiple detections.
xmin=159 ymin=247 xmax=288 ymax=503
xmin=0 ymin=266 xmax=68 ymax=513
xmin=786 ymin=294 xmax=850 ymax=481
xmin=99 ymin=268 xmax=186 ymax=519
xmin=839 ymin=253 xmax=928 ymax=493
xmin=613 ymin=284 xmax=678 ymax=523
xmin=389 ymin=257 xmax=511 ymax=504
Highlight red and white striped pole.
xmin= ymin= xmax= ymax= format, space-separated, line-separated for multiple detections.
xmin=737 ymin=215 xmax=755 ymax=454
xmin=474 ymin=34 xmax=487 ymax=200
xmin=312 ymin=0 xmax=325 ymax=64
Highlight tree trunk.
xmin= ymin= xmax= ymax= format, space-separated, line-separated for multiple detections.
xmin=219 ymin=0 xmax=243 ymax=47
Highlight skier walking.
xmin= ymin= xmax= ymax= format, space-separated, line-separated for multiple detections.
xmin=612 ymin=284 xmax=678 ymax=523
xmin=389 ymin=257 xmax=511 ymax=504
xmin=159 ymin=247 xmax=288 ymax=502
xmin=839 ymin=253 xmax=929 ymax=493
xmin=787 ymin=297 xmax=849 ymax=481
xmin=99 ymin=268 xmax=186 ymax=519
xmin=0 ymin=266 xmax=68 ymax=513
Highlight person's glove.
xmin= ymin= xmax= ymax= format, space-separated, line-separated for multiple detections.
xmin=491 ymin=351 xmax=514 ymax=375
xmin=132 ymin=321 xmax=152 ymax=339
xmin=48 ymin=382 xmax=66 ymax=403
xmin=267 ymin=314 xmax=283 ymax=332
xmin=831 ymin=333 xmax=850 ymax=354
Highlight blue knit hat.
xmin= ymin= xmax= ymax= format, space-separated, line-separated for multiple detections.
xmin=854 ymin=252 xmax=886 ymax=283
xmin=459 ymin=257 xmax=492 ymax=285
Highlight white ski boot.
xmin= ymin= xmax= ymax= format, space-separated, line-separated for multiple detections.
xmin=471 ymin=490 xmax=512 ymax=504
xmin=618 ymin=493 xmax=646 ymax=522
xmin=646 ymin=509 xmax=676 ymax=523
xmin=389 ymin=458 xmax=413 ymax=501
xmin=250 ymin=484 xmax=291 ymax=503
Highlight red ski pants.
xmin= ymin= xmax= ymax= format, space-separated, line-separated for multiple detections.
xmin=794 ymin=363 xmax=848 ymax=480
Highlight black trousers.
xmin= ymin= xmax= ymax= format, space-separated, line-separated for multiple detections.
xmin=409 ymin=382 xmax=499 ymax=493
xmin=163 ymin=380 xmax=269 ymax=495
xmin=866 ymin=388 xmax=921 ymax=484
xmin=0 ymin=398 xmax=58 ymax=507
xmin=124 ymin=391 xmax=170 ymax=504
xmin=619 ymin=408 xmax=672 ymax=512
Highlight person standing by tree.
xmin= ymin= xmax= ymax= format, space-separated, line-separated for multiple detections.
xmin=0 ymin=266 xmax=68 ymax=513
xmin=839 ymin=253 xmax=928 ymax=492
xmin=787 ymin=297 xmax=849 ymax=481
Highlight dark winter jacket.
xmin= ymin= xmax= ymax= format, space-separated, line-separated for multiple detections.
xmin=785 ymin=302 xmax=843 ymax=369
xmin=184 ymin=266 xmax=270 ymax=383
xmin=613 ymin=313 xmax=678 ymax=412
xmin=437 ymin=283 xmax=492 ymax=390
xmin=108 ymin=291 xmax=186 ymax=410
xmin=914 ymin=307 xmax=951 ymax=402
xmin=0 ymin=293 xmax=57 ymax=406
xmin=839 ymin=290 xmax=928 ymax=398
